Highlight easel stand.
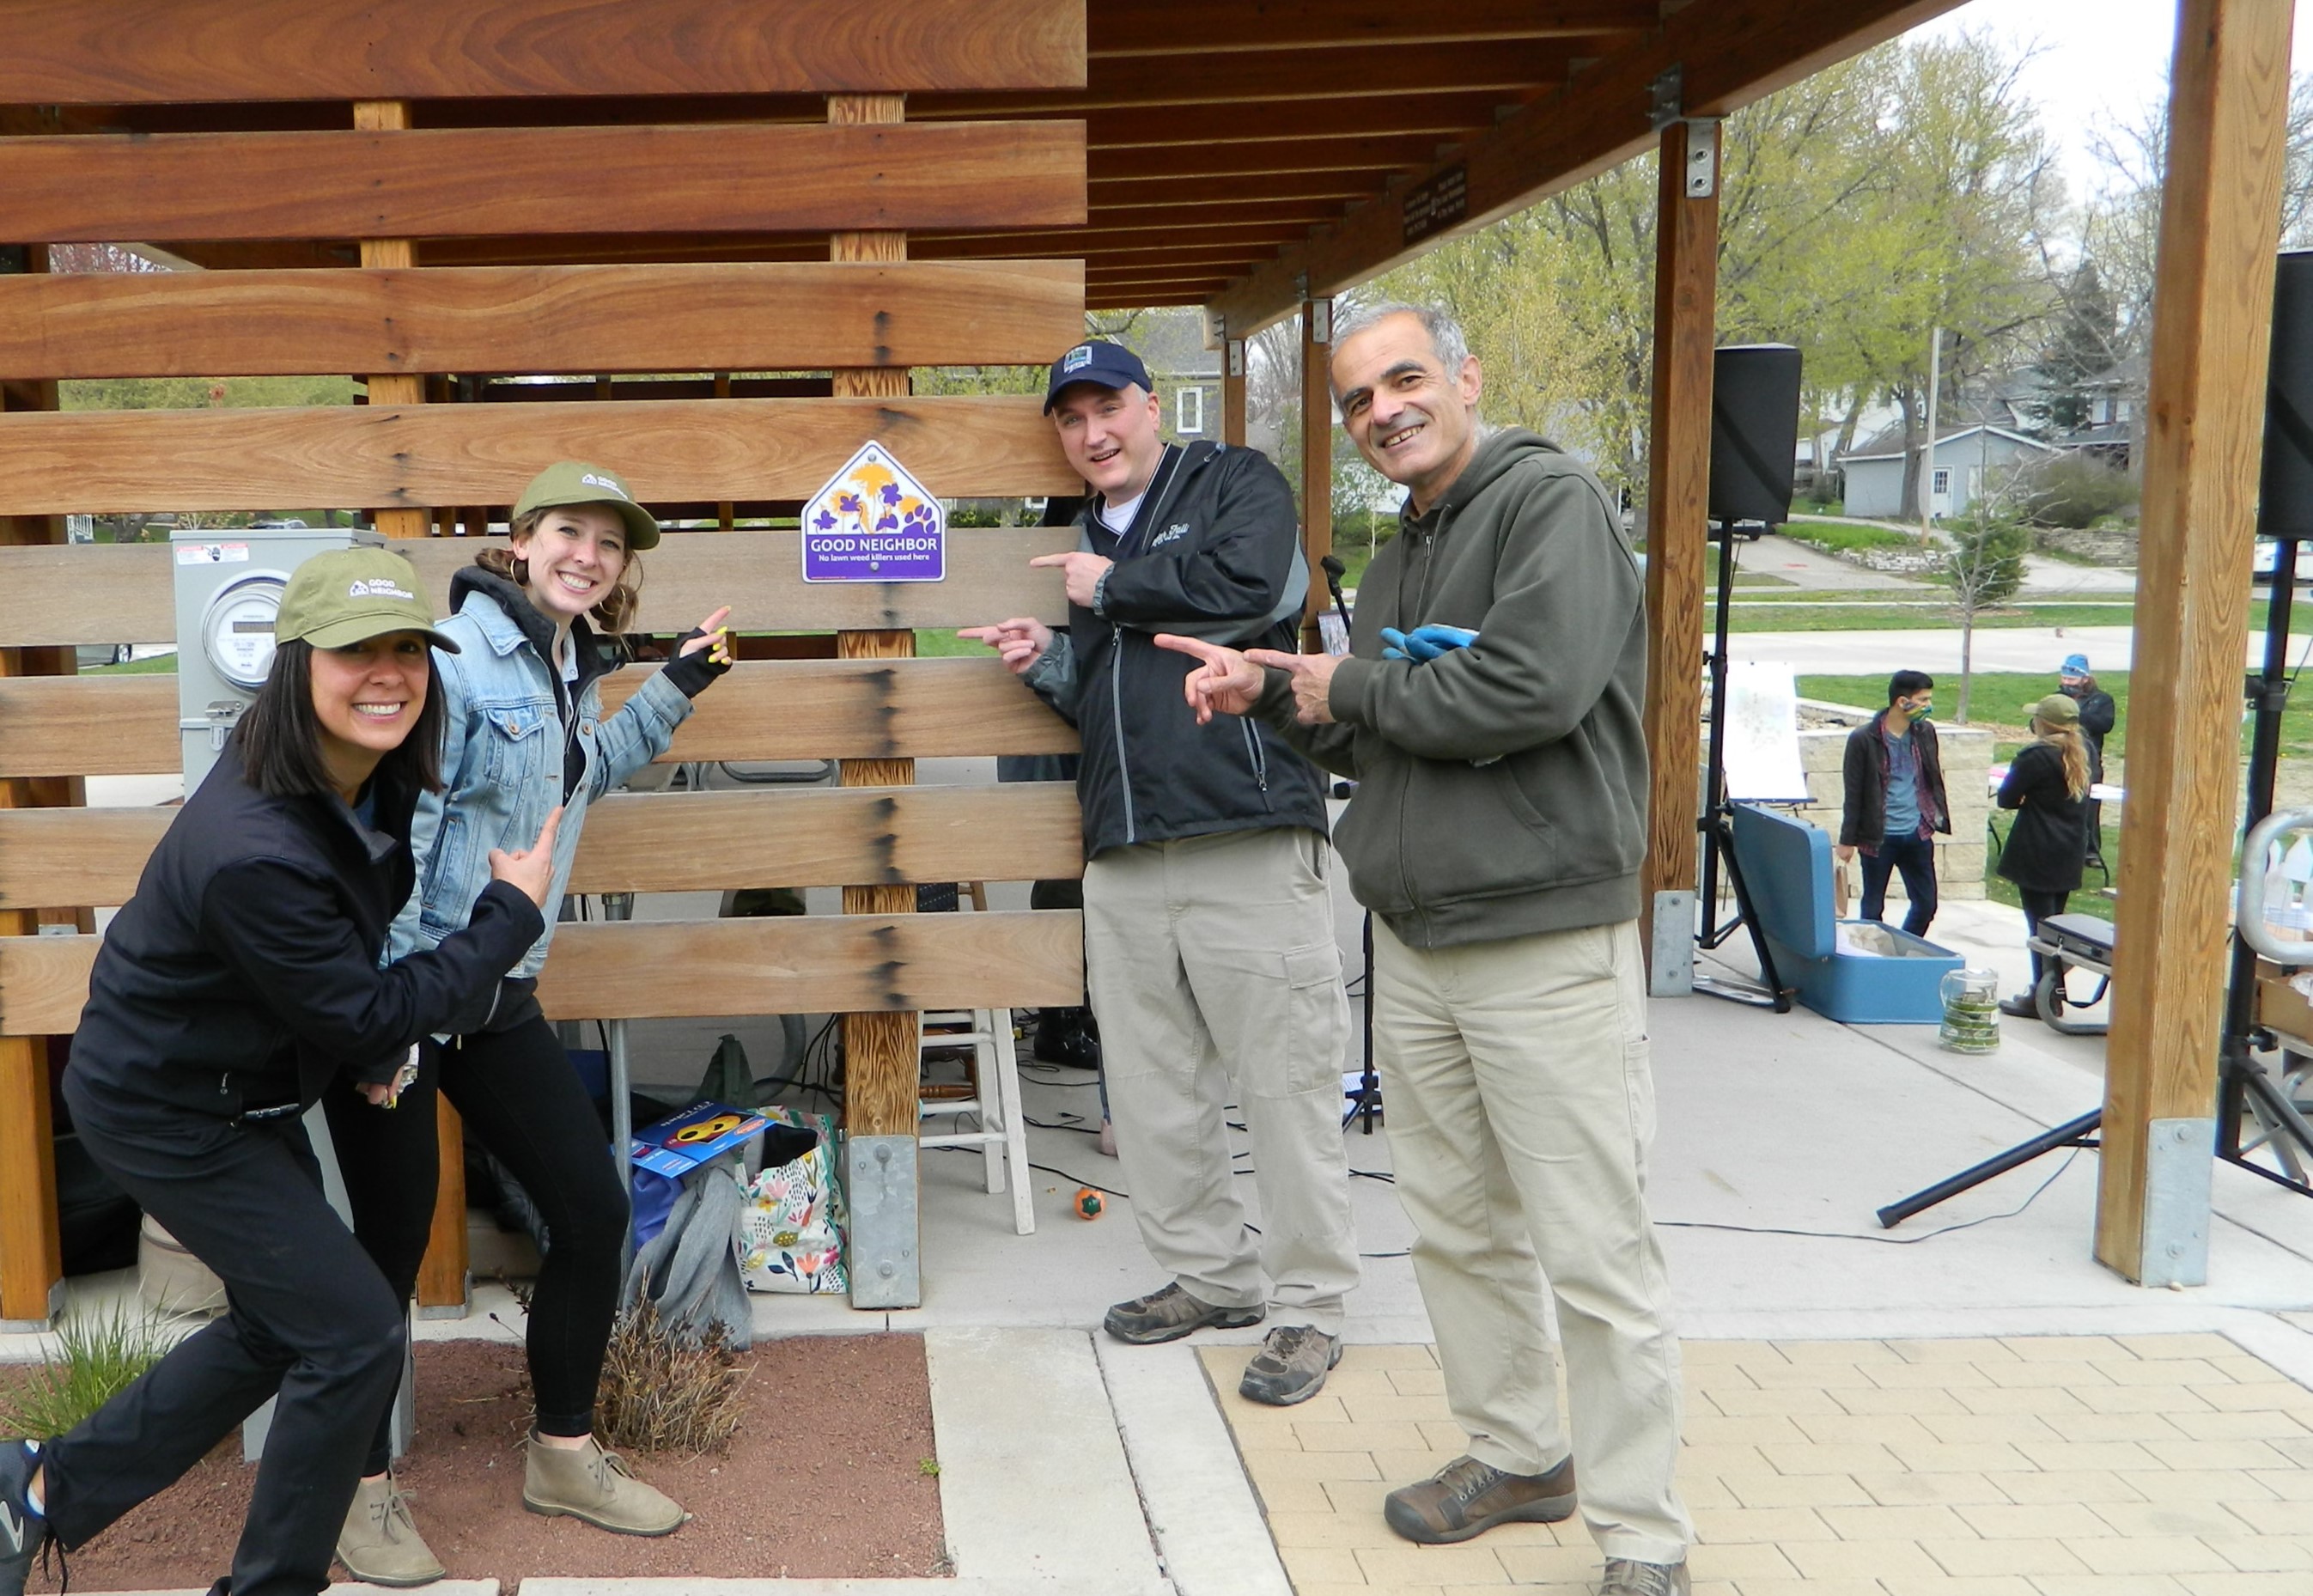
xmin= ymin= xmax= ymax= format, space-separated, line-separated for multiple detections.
xmin=1693 ymin=523 xmax=1793 ymax=1011
xmin=1880 ymin=538 xmax=2313 ymax=1227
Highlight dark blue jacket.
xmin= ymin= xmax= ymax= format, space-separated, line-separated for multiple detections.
xmin=1021 ymin=441 xmax=1328 ymax=857
xmin=70 ymin=740 xmax=543 ymax=1118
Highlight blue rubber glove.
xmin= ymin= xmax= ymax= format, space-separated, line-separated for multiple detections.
xmin=1379 ymin=624 xmax=1480 ymax=661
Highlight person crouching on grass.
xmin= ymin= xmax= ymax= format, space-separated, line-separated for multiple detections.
xmin=0 ymin=547 xmax=559 ymax=1596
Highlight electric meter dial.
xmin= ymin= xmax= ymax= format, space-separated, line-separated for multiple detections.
xmin=200 ymin=570 xmax=291 ymax=691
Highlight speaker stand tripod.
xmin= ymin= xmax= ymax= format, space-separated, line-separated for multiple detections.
xmin=1693 ymin=523 xmax=1794 ymax=1011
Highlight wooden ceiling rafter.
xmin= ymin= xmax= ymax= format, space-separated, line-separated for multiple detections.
xmin=1088 ymin=0 xmax=1658 ymax=55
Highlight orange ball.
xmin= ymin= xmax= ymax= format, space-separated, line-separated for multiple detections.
xmin=1074 ymin=1187 xmax=1105 ymax=1220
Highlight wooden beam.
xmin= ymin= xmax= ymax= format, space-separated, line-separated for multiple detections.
xmin=1222 ymin=337 xmax=1249 ymax=446
xmin=0 ymin=0 xmax=1086 ymax=101
xmin=1300 ymin=301 xmax=1333 ymax=650
xmin=1092 ymin=172 xmax=1374 ymax=207
xmin=0 ymin=261 xmax=1087 ymax=380
xmin=0 ymin=528 xmax=1075 ymax=650
xmin=2097 ymin=0 xmax=2294 ymax=1286
xmin=0 ymin=660 xmax=1078 ymax=779
xmin=0 ymin=396 xmax=1080 ymax=515
xmin=0 ymin=913 xmax=1087 ymax=1039
xmin=1091 ymin=0 xmax=1653 ymax=55
xmin=1640 ymin=120 xmax=1719 ymax=959
xmin=356 ymin=101 xmax=429 ymax=541
xmin=922 ymin=44 xmax=1579 ymax=113
xmin=0 ymin=122 xmax=1088 ymax=242
xmin=1097 ymin=135 xmax=1442 ymax=184
xmin=0 ymin=308 xmax=66 ymax=1327
xmin=915 ymin=222 xmax=1319 ymax=253
xmin=1206 ymin=0 xmax=1966 ymax=335
xmin=1087 ymin=94 xmax=1515 ymax=149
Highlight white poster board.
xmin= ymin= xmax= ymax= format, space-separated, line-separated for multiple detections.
xmin=1722 ymin=659 xmax=1811 ymax=803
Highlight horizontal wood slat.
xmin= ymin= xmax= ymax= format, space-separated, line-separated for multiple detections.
xmin=0 ymin=528 xmax=1074 ymax=648
xmin=0 ymin=661 xmax=1077 ymax=778
xmin=0 ymin=911 xmax=1086 ymax=1037
xmin=0 ymin=397 xmax=1080 ymax=515
xmin=1 ymin=0 xmax=1086 ymax=101
xmin=0 ymin=262 xmax=1087 ymax=381
xmin=0 ymin=784 xmax=1084 ymax=910
xmin=0 ymin=124 xmax=1087 ymax=242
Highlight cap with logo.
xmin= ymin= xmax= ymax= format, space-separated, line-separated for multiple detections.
xmin=275 ymin=547 xmax=461 ymax=654
xmin=1044 ymin=341 xmax=1153 ymax=413
xmin=2060 ymin=653 xmax=2091 ymax=678
xmin=2030 ymin=692 xmax=2080 ymax=726
xmin=513 ymin=460 xmax=661 ymax=551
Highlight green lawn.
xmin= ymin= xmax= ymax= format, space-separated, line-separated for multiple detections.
xmin=1779 ymin=518 xmax=1919 ymax=553
xmin=86 ymin=653 xmax=178 ymax=674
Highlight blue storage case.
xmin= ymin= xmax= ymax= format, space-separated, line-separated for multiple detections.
xmin=1727 ymin=803 xmax=1963 ymax=1023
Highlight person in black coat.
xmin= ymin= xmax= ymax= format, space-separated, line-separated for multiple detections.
xmin=2059 ymin=653 xmax=2116 ymax=869
xmin=0 ymin=548 xmax=560 ymax=1596
xmin=1995 ymin=694 xmax=2094 ymax=1019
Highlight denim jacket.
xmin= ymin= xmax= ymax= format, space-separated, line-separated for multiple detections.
xmin=387 ymin=582 xmax=694 ymax=978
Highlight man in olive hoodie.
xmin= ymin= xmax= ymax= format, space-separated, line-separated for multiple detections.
xmin=1160 ymin=303 xmax=1690 ymax=1595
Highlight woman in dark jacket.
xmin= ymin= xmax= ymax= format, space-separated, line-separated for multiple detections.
xmin=1996 ymin=693 xmax=2093 ymax=1019
xmin=0 ymin=549 xmax=558 ymax=1596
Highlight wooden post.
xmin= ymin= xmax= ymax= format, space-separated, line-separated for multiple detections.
xmin=2097 ymin=0 xmax=2293 ymax=1286
xmin=1221 ymin=335 xmax=1248 ymax=448
xmin=828 ymin=91 xmax=923 ymax=1308
xmin=1639 ymin=119 xmax=1720 ymax=989
xmin=1300 ymin=300 xmax=1333 ymax=650
xmin=0 ymin=320 xmax=69 ymax=1328
xmin=353 ymin=98 xmax=468 ymax=1313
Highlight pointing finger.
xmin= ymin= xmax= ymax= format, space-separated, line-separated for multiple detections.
xmin=1243 ymin=649 xmax=1309 ymax=673
xmin=1153 ymin=632 xmax=1223 ymax=662
xmin=1028 ymin=553 xmax=1073 ymax=570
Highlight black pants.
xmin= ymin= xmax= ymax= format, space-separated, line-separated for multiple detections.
xmin=327 ymin=1010 xmax=628 ymax=1475
xmin=48 ymin=1073 xmax=405 ymax=1596
xmin=1859 ymin=832 xmax=1939 ymax=937
xmin=2019 ymin=888 xmax=2072 ymax=989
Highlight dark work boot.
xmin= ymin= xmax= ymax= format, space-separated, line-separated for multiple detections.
xmin=1384 ymin=1453 xmax=1578 ymax=1544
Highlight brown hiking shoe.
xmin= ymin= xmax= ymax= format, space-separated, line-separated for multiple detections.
xmin=1384 ymin=1453 xmax=1577 ymax=1544
xmin=1102 ymin=1282 xmax=1263 ymax=1345
xmin=1238 ymin=1325 xmax=1342 ymax=1406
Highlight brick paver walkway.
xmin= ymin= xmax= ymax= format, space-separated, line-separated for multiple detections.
xmin=1202 ymin=1335 xmax=2313 ymax=1594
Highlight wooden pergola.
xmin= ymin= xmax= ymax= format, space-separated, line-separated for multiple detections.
xmin=0 ymin=0 xmax=2292 ymax=1325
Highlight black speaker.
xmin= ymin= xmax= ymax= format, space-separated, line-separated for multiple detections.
xmin=1709 ymin=344 xmax=1804 ymax=526
xmin=2260 ymin=251 xmax=2313 ymax=538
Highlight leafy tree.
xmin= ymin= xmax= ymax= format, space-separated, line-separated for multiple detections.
xmin=2034 ymin=262 xmax=2121 ymax=432
xmin=1941 ymin=508 xmax=2030 ymax=720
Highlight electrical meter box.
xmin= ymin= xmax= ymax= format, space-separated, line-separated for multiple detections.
xmin=172 ymin=527 xmax=380 ymax=792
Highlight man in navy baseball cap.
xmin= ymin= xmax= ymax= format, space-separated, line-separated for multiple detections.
xmin=1044 ymin=341 xmax=1154 ymax=412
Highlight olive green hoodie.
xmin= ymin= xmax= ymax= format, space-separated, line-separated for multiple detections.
xmin=1259 ymin=428 xmax=1647 ymax=949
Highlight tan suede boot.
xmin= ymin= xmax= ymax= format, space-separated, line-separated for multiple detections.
xmin=337 ymin=1472 xmax=445 ymax=1587
xmin=521 ymin=1433 xmax=687 ymax=1536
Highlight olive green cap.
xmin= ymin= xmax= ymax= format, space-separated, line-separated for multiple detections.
xmin=275 ymin=547 xmax=460 ymax=654
xmin=2030 ymin=692 xmax=2079 ymax=726
xmin=512 ymin=460 xmax=660 ymax=550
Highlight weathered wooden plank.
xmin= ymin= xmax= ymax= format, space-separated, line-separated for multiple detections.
xmin=0 ymin=123 xmax=1087 ymax=243
xmin=0 ymin=528 xmax=1074 ymax=649
xmin=0 ymin=0 xmax=1086 ymax=101
xmin=0 ymin=396 xmax=1080 ymax=515
xmin=0 ymin=912 xmax=1087 ymax=1036
xmin=0 ymin=261 xmax=1086 ymax=381
xmin=0 ymin=784 xmax=1084 ymax=910
xmin=0 ymin=660 xmax=1077 ymax=778
xmin=1639 ymin=121 xmax=1719 ymax=947
xmin=1092 ymin=0 xmax=1650 ymax=54
xmin=928 ymin=41 xmax=1581 ymax=112
xmin=2097 ymin=0 xmax=2293 ymax=1285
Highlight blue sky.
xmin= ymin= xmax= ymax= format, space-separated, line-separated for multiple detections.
xmin=1912 ymin=0 xmax=2313 ymax=197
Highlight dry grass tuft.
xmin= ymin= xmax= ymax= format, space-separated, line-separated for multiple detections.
xmin=594 ymin=1297 xmax=752 ymax=1456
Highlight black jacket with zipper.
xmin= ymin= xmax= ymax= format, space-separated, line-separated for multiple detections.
xmin=1022 ymin=440 xmax=1328 ymax=858
xmin=69 ymin=738 xmax=545 ymax=1118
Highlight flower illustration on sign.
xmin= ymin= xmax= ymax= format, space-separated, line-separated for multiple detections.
xmin=800 ymin=441 xmax=947 ymax=583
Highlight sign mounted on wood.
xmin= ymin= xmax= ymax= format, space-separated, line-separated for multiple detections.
xmin=801 ymin=441 xmax=947 ymax=583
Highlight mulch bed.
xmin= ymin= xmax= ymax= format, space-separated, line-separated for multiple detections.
xmin=8 ymin=1332 xmax=945 ymax=1591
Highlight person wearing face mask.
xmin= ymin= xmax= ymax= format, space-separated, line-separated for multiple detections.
xmin=1835 ymin=669 xmax=1950 ymax=938
xmin=328 ymin=462 xmax=734 ymax=1584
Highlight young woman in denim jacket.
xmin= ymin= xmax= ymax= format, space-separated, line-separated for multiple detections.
xmin=333 ymin=462 xmax=733 ymax=1584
